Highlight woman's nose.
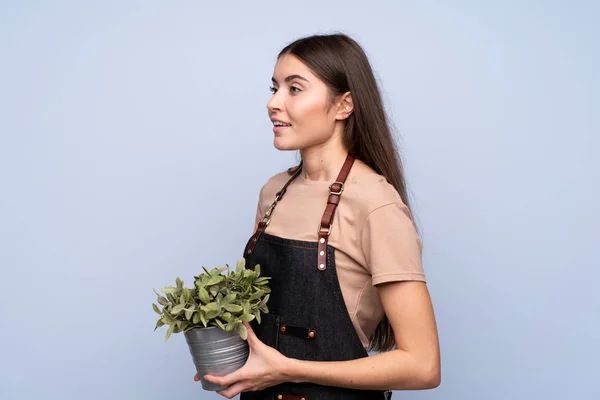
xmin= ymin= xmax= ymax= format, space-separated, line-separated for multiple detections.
xmin=266 ymin=92 xmax=283 ymax=112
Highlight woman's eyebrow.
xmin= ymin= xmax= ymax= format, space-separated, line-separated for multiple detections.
xmin=271 ymin=74 xmax=310 ymax=84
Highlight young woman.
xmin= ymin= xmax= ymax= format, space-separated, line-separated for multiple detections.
xmin=196 ymin=33 xmax=441 ymax=399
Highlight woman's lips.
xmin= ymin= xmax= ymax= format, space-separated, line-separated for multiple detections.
xmin=273 ymin=124 xmax=291 ymax=133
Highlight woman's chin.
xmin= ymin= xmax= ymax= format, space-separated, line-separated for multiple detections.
xmin=273 ymin=137 xmax=299 ymax=151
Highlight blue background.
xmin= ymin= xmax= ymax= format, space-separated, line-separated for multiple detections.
xmin=1 ymin=1 xmax=598 ymax=399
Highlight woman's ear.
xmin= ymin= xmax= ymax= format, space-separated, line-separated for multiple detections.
xmin=335 ymin=91 xmax=354 ymax=121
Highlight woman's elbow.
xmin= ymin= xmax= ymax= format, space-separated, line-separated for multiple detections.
xmin=391 ymin=353 xmax=441 ymax=390
xmin=420 ymin=362 xmax=441 ymax=389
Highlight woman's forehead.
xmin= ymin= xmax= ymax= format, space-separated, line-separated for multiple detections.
xmin=272 ymin=54 xmax=315 ymax=82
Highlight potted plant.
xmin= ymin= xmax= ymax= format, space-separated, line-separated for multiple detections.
xmin=152 ymin=258 xmax=271 ymax=391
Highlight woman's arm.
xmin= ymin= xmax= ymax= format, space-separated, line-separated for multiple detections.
xmin=202 ymin=280 xmax=440 ymax=398
xmin=285 ymin=280 xmax=440 ymax=390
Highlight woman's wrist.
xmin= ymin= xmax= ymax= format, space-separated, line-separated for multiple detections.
xmin=278 ymin=356 xmax=305 ymax=384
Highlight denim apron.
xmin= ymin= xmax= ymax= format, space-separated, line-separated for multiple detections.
xmin=240 ymin=155 xmax=392 ymax=400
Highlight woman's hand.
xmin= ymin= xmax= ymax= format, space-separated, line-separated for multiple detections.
xmin=194 ymin=322 xmax=293 ymax=399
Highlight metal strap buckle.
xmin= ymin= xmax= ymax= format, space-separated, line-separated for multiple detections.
xmin=275 ymin=189 xmax=285 ymax=201
xmin=318 ymin=223 xmax=332 ymax=236
xmin=329 ymin=181 xmax=344 ymax=195
xmin=264 ymin=202 xmax=277 ymax=218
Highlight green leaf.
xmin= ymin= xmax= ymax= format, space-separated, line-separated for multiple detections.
xmin=202 ymin=266 xmax=212 ymax=276
xmin=211 ymin=266 xmax=228 ymax=275
xmin=254 ymin=264 xmax=260 ymax=276
xmin=221 ymin=312 xmax=232 ymax=322
xmin=198 ymin=287 xmax=210 ymax=304
xmin=260 ymin=294 xmax=270 ymax=306
xmin=183 ymin=288 xmax=191 ymax=302
xmin=214 ymin=319 xmax=226 ymax=330
xmin=235 ymin=323 xmax=248 ymax=340
xmin=152 ymin=303 xmax=162 ymax=315
xmin=162 ymin=312 xmax=175 ymax=324
xmin=179 ymin=293 xmax=186 ymax=305
xmin=192 ymin=312 xmax=201 ymax=324
xmin=223 ymin=293 xmax=237 ymax=303
xmin=204 ymin=302 xmax=221 ymax=320
xmin=253 ymin=277 xmax=270 ymax=285
xmin=216 ymin=292 xmax=223 ymax=304
xmin=173 ymin=321 xmax=181 ymax=333
xmin=205 ymin=310 xmax=220 ymax=320
xmin=223 ymin=304 xmax=243 ymax=313
xmin=154 ymin=288 xmax=170 ymax=305
xmin=176 ymin=276 xmax=183 ymax=289
xmin=154 ymin=319 xmax=165 ymax=331
xmin=236 ymin=258 xmax=246 ymax=273
xmin=161 ymin=287 xmax=176 ymax=294
xmin=185 ymin=309 xmax=194 ymax=321
xmin=240 ymin=313 xmax=255 ymax=322
xmin=206 ymin=275 xmax=225 ymax=286
xmin=209 ymin=285 xmax=219 ymax=298
xmin=171 ymin=304 xmax=185 ymax=315
xmin=165 ymin=324 xmax=175 ymax=341
xmin=200 ymin=312 xmax=207 ymax=327
xmin=225 ymin=322 xmax=235 ymax=332
xmin=248 ymin=289 xmax=264 ymax=302
xmin=157 ymin=296 xmax=168 ymax=306
xmin=242 ymin=285 xmax=251 ymax=296
xmin=255 ymin=311 xmax=261 ymax=324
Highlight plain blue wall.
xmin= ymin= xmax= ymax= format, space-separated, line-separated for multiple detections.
xmin=1 ymin=1 xmax=598 ymax=399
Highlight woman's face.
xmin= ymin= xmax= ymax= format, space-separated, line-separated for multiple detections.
xmin=267 ymin=54 xmax=339 ymax=151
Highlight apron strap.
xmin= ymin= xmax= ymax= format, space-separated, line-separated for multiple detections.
xmin=317 ymin=154 xmax=355 ymax=271
xmin=246 ymin=164 xmax=302 ymax=256
xmin=245 ymin=153 xmax=355 ymax=267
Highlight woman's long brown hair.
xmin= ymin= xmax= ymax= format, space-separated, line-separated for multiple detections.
xmin=277 ymin=33 xmax=417 ymax=352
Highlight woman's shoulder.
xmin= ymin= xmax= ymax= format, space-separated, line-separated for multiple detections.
xmin=256 ymin=160 xmax=407 ymax=213
xmin=257 ymin=168 xmax=299 ymax=201
xmin=346 ymin=160 xmax=406 ymax=213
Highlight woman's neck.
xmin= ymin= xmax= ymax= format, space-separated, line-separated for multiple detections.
xmin=300 ymin=132 xmax=349 ymax=182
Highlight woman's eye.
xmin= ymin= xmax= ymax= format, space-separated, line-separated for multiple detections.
xmin=269 ymin=85 xmax=301 ymax=94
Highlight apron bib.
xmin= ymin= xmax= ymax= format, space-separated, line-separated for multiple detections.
xmin=241 ymin=155 xmax=391 ymax=400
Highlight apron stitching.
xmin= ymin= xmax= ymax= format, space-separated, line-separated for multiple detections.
xmin=259 ymin=237 xmax=315 ymax=251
